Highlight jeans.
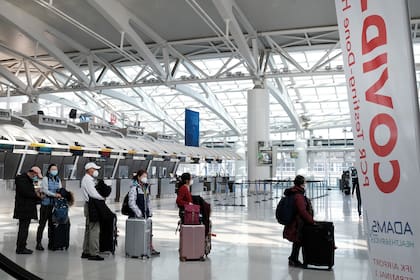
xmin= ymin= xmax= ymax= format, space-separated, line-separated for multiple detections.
xmin=36 ymin=205 xmax=54 ymax=246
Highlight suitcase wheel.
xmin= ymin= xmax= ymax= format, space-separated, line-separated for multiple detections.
xmin=179 ymin=256 xmax=186 ymax=262
xmin=200 ymin=257 xmax=205 ymax=262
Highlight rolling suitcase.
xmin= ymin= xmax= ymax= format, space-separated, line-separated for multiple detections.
xmin=125 ymin=218 xmax=151 ymax=259
xmin=302 ymin=221 xmax=335 ymax=269
xmin=179 ymin=224 xmax=205 ymax=261
xmin=50 ymin=221 xmax=70 ymax=250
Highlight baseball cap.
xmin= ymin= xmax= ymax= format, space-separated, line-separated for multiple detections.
xmin=29 ymin=166 xmax=43 ymax=179
xmin=85 ymin=162 xmax=101 ymax=170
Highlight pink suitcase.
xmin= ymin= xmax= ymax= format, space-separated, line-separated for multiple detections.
xmin=179 ymin=224 xmax=205 ymax=261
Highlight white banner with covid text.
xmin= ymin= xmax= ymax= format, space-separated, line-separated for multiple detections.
xmin=335 ymin=0 xmax=420 ymax=279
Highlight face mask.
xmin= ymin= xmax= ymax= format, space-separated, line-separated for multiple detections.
xmin=189 ymin=179 xmax=194 ymax=186
xmin=140 ymin=177 xmax=148 ymax=184
xmin=32 ymin=176 xmax=38 ymax=182
xmin=92 ymin=170 xmax=99 ymax=178
xmin=50 ymin=170 xmax=58 ymax=176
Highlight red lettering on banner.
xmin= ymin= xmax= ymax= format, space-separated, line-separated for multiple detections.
xmin=362 ymin=15 xmax=387 ymax=55
xmin=359 ymin=4 xmax=400 ymax=193
xmin=361 ymin=0 xmax=367 ymax=12
xmin=369 ymin=113 xmax=400 ymax=193
xmin=342 ymin=0 xmax=351 ymax=12
xmin=364 ymin=69 xmax=393 ymax=108
xmin=369 ymin=113 xmax=398 ymax=157
xmin=363 ymin=53 xmax=387 ymax=73
xmin=373 ymin=160 xmax=400 ymax=193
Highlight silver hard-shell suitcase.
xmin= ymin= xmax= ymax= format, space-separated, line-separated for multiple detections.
xmin=125 ymin=218 xmax=152 ymax=258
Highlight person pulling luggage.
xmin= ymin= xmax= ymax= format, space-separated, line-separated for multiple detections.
xmin=283 ymin=175 xmax=315 ymax=268
xmin=128 ymin=169 xmax=160 ymax=256
xmin=36 ymin=164 xmax=62 ymax=251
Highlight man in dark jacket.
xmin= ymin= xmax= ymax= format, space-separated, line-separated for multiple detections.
xmin=14 ymin=167 xmax=43 ymax=254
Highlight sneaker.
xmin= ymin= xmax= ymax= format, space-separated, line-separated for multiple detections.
xmin=81 ymin=252 xmax=91 ymax=259
xmin=151 ymin=249 xmax=160 ymax=256
xmin=16 ymin=248 xmax=33 ymax=255
xmin=288 ymin=259 xmax=304 ymax=268
xmin=36 ymin=244 xmax=44 ymax=251
xmin=87 ymin=255 xmax=104 ymax=261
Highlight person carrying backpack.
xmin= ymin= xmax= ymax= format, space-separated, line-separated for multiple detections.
xmin=128 ymin=169 xmax=160 ymax=256
xmin=283 ymin=175 xmax=314 ymax=267
xmin=36 ymin=164 xmax=62 ymax=251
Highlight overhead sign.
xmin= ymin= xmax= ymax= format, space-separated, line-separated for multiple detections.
xmin=335 ymin=0 xmax=420 ymax=279
xmin=185 ymin=109 xmax=200 ymax=147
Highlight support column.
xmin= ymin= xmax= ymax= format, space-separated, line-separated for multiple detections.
xmin=247 ymin=86 xmax=270 ymax=189
xmin=294 ymin=135 xmax=308 ymax=176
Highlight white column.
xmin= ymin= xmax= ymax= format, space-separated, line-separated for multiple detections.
xmin=294 ymin=137 xmax=308 ymax=176
xmin=247 ymin=86 xmax=270 ymax=187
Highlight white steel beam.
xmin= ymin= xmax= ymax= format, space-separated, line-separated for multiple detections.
xmin=212 ymin=0 xmax=258 ymax=73
xmin=100 ymin=89 xmax=184 ymax=136
xmin=0 ymin=64 xmax=29 ymax=93
xmin=175 ymin=84 xmax=241 ymax=135
xmin=0 ymin=1 xmax=90 ymax=85
xmin=87 ymin=0 xmax=166 ymax=78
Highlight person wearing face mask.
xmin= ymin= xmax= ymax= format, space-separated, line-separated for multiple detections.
xmin=36 ymin=164 xmax=62 ymax=251
xmin=176 ymin=172 xmax=194 ymax=215
xmin=81 ymin=162 xmax=105 ymax=261
xmin=13 ymin=166 xmax=44 ymax=254
xmin=128 ymin=169 xmax=160 ymax=256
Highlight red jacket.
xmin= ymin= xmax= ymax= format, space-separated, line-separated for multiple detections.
xmin=176 ymin=184 xmax=192 ymax=208
xmin=283 ymin=185 xmax=314 ymax=243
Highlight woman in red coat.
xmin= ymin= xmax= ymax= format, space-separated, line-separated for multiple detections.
xmin=176 ymin=173 xmax=193 ymax=214
xmin=283 ymin=175 xmax=315 ymax=267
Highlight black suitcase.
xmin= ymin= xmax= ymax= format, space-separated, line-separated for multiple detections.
xmin=50 ymin=221 xmax=70 ymax=250
xmin=302 ymin=221 xmax=334 ymax=269
xmin=99 ymin=213 xmax=118 ymax=254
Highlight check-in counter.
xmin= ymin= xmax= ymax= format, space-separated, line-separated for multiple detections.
xmin=149 ymin=178 xmax=158 ymax=199
xmin=63 ymin=180 xmax=82 ymax=206
xmin=158 ymin=177 xmax=175 ymax=198
xmin=190 ymin=180 xmax=204 ymax=195
xmin=0 ymin=180 xmax=15 ymax=211
xmin=119 ymin=178 xmax=132 ymax=201
xmin=103 ymin=179 xmax=117 ymax=203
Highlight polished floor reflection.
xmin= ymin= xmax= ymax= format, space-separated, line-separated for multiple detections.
xmin=0 ymin=189 xmax=371 ymax=280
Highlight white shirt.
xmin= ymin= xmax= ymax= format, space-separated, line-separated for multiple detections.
xmin=81 ymin=173 xmax=104 ymax=202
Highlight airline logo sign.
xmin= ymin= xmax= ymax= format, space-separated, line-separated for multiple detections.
xmin=335 ymin=0 xmax=420 ymax=279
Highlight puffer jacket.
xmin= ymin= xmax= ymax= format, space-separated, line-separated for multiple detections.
xmin=283 ymin=185 xmax=314 ymax=243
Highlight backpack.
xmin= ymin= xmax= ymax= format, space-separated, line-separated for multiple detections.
xmin=121 ymin=192 xmax=134 ymax=216
xmin=52 ymin=198 xmax=69 ymax=224
xmin=275 ymin=191 xmax=296 ymax=225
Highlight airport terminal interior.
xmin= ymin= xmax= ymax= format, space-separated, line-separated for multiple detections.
xmin=0 ymin=0 xmax=419 ymax=279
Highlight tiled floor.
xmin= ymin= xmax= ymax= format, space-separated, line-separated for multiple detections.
xmin=0 ymin=188 xmax=371 ymax=280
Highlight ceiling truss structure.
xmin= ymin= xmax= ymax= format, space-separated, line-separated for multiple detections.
xmin=0 ymin=0 xmax=419 ymax=138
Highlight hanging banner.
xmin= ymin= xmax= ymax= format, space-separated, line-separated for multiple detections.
xmin=335 ymin=0 xmax=420 ymax=279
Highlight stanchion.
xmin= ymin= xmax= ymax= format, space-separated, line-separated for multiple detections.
xmin=239 ymin=182 xmax=245 ymax=206
xmin=268 ymin=180 xmax=274 ymax=200
xmin=247 ymin=180 xmax=252 ymax=197
xmin=230 ymin=182 xmax=237 ymax=206
xmin=275 ymin=181 xmax=280 ymax=199
xmin=255 ymin=180 xmax=261 ymax=203
xmin=262 ymin=180 xmax=267 ymax=202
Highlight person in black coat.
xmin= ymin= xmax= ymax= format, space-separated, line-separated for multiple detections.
xmin=13 ymin=167 xmax=44 ymax=254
